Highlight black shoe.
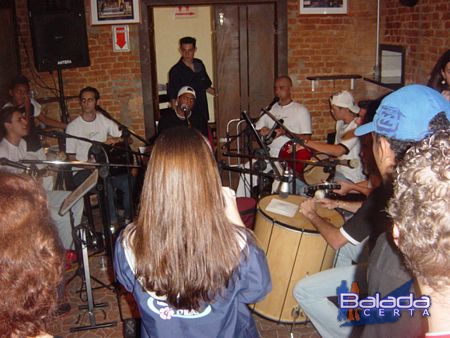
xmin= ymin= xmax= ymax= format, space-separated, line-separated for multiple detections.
xmin=56 ymin=302 xmax=71 ymax=316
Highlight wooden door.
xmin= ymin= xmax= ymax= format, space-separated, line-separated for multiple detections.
xmin=138 ymin=0 xmax=286 ymax=139
xmin=213 ymin=3 xmax=276 ymax=141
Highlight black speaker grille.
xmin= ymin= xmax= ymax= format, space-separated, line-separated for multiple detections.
xmin=28 ymin=1 xmax=90 ymax=72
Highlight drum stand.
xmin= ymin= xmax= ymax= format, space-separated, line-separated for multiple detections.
xmin=69 ymin=224 xmax=117 ymax=332
xmin=58 ymin=170 xmax=117 ymax=332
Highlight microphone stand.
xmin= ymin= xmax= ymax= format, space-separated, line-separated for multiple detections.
xmin=96 ymin=106 xmax=150 ymax=146
xmin=240 ymin=111 xmax=282 ymax=197
xmin=260 ymin=108 xmax=305 ymax=194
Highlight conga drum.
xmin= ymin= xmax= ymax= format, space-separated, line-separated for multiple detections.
xmin=252 ymin=194 xmax=344 ymax=323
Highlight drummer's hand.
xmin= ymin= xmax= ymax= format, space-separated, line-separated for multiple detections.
xmin=333 ymin=180 xmax=354 ymax=196
xmin=300 ymin=198 xmax=318 ymax=219
xmin=259 ymin=127 xmax=271 ymax=136
xmin=315 ymin=198 xmax=337 ymax=210
xmin=88 ymin=154 xmax=97 ymax=163
xmin=285 ymin=143 xmax=305 ymax=154
xmin=274 ymin=128 xmax=285 ymax=138
xmin=105 ymin=137 xmax=121 ymax=145
xmin=56 ymin=151 xmax=67 ymax=161
xmin=222 ymin=186 xmax=245 ymax=227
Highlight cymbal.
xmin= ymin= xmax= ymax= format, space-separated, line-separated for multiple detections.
xmin=36 ymin=95 xmax=78 ymax=104
xmin=20 ymin=159 xmax=141 ymax=168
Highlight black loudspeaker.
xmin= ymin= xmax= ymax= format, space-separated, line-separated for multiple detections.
xmin=28 ymin=0 xmax=90 ymax=72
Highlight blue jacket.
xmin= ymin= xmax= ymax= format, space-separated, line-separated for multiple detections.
xmin=114 ymin=233 xmax=271 ymax=338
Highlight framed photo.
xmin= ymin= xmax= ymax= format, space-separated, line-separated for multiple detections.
xmin=91 ymin=0 xmax=140 ymax=25
xmin=300 ymin=0 xmax=347 ymax=15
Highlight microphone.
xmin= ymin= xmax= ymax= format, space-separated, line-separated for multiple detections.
xmin=0 ymin=158 xmax=28 ymax=170
xmin=180 ymin=104 xmax=189 ymax=114
xmin=180 ymin=104 xmax=191 ymax=127
xmin=265 ymin=96 xmax=280 ymax=110
xmin=264 ymin=119 xmax=284 ymax=145
xmin=278 ymin=168 xmax=291 ymax=199
xmin=321 ymin=159 xmax=360 ymax=169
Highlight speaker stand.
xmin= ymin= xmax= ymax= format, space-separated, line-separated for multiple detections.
xmin=56 ymin=65 xmax=70 ymax=124
xmin=55 ymin=65 xmax=71 ymax=189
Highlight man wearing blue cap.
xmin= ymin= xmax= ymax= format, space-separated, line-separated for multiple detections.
xmin=354 ymin=84 xmax=450 ymax=338
xmin=293 ymin=85 xmax=449 ymax=338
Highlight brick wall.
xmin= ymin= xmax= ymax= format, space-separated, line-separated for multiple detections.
xmin=15 ymin=0 xmax=145 ymax=140
xmin=380 ymin=0 xmax=450 ymax=84
xmin=14 ymin=0 xmax=449 ymax=143
xmin=286 ymin=0 xmax=449 ymax=141
xmin=287 ymin=0 xmax=381 ymax=141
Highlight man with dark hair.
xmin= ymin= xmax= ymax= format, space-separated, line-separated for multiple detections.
xmin=66 ymin=86 xmax=133 ymax=227
xmin=389 ymin=129 xmax=449 ymax=337
xmin=167 ymin=36 xmax=215 ymax=136
xmin=0 ymin=106 xmax=83 ymax=252
xmin=354 ymin=84 xmax=450 ymax=338
xmin=3 ymin=75 xmax=66 ymax=152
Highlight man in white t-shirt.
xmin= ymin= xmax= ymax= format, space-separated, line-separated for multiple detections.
xmin=66 ymin=87 xmax=133 ymax=227
xmin=0 ymin=106 xmax=83 ymax=251
xmin=3 ymin=75 xmax=67 ymax=153
xmin=236 ymin=76 xmax=312 ymax=197
xmin=299 ymin=90 xmax=366 ymax=183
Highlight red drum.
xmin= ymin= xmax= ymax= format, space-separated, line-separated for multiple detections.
xmin=278 ymin=141 xmax=312 ymax=176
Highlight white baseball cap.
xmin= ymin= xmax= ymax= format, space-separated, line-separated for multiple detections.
xmin=330 ymin=90 xmax=360 ymax=114
xmin=177 ymin=86 xmax=196 ymax=98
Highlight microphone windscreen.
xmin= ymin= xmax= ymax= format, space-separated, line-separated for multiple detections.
xmin=180 ymin=104 xmax=189 ymax=113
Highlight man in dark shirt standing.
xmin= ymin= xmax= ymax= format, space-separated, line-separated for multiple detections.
xmin=167 ymin=36 xmax=215 ymax=136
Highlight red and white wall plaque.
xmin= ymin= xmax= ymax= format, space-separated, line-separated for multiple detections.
xmin=112 ymin=25 xmax=130 ymax=52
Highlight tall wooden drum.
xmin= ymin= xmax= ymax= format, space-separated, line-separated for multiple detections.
xmin=252 ymin=194 xmax=344 ymax=323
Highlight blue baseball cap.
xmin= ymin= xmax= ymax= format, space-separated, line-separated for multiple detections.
xmin=355 ymin=84 xmax=450 ymax=141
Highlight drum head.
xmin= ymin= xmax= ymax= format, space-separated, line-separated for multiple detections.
xmin=303 ymin=153 xmax=331 ymax=186
xmin=257 ymin=194 xmax=343 ymax=232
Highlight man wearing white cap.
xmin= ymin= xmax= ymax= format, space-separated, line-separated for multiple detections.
xmin=158 ymin=86 xmax=197 ymax=135
xmin=300 ymin=90 xmax=365 ymax=183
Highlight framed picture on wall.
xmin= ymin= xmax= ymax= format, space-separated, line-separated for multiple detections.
xmin=300 ymin=0 xmax=348 ymax=14
xmin=91 ymin=0 xmax=140 ymax=25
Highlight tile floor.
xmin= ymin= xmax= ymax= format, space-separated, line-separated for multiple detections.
xmin=46 ymin=200 xmax=321 ymax=338
xmin=48 ymin=252 xmax=320 ymax=338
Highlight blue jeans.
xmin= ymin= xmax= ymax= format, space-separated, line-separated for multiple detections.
xmin=107 ymin=174 xmax=134 ymax=224
xmin=293 ymin=241 xmax=368 ymax=338
xmin=72 ymin=170 xmax=134 ymax=225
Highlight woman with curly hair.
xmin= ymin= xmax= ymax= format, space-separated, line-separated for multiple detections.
xmin=114 ymin=127 xmax=271 ymax=338
xmin=0 ymin=173 xmax=64 ymax=338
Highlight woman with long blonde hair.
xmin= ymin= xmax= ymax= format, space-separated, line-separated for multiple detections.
xmin=114 ymin=127 xmax=271 ymax=338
